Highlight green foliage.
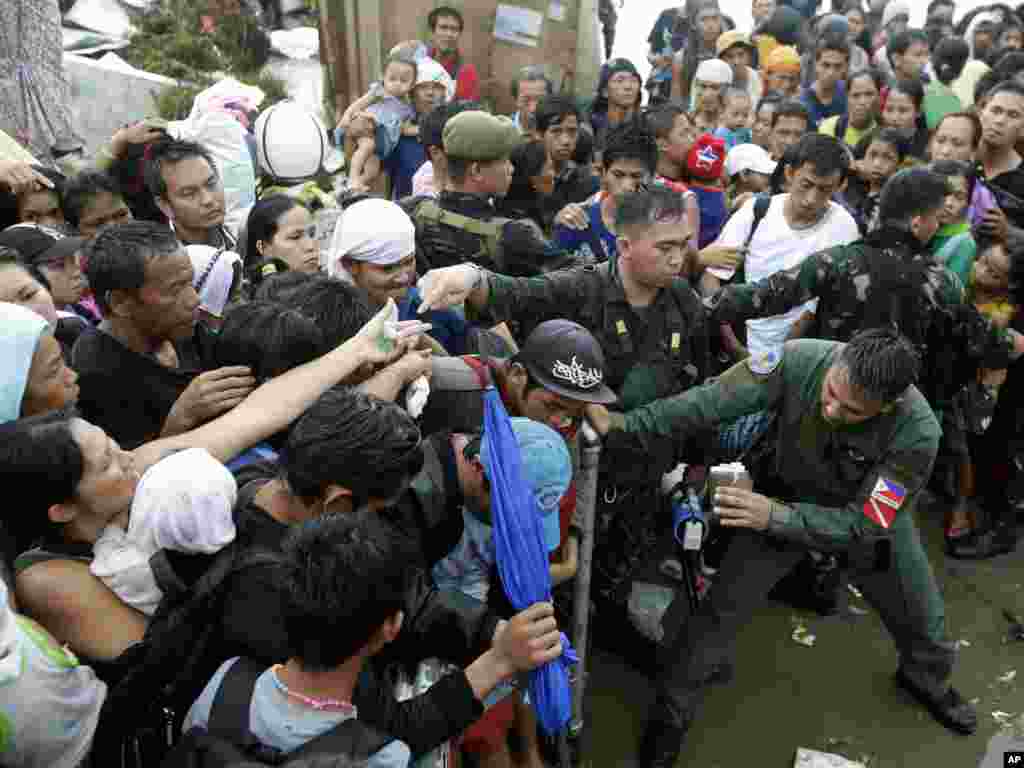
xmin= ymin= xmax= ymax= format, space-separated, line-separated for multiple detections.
xmin=122 ymin=0 xmax=289 ymax=120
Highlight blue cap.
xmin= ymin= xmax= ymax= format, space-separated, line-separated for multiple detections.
xmin=481 ymin=417 xmax=571 ymax=552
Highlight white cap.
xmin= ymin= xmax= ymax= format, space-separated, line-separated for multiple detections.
xmin=882 ymin=1 xmax=910 ymax=28
xmin=725 ymin=143 xmax=777 ymax=178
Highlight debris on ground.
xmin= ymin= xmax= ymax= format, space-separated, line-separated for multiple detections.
xmin=998 ymin=670 xmax=1017 ymax=684
xmin=794 ymin=747 xmax=866 ymax=767
xmin=848 ymin=606 xmax=869 ymax=616
xmin=792 ymin=622 xmax=816 ymax=648
xmin=992 ymin=710 xmax=1016 ymax=727
xmin=847 ymin=584 xmax=863 ymax=600
xmin=958 ymin=638 xmax=972 ymax=648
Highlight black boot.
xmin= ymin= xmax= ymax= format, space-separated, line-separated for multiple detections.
xmin=637 ymin=719 xmax=688 ymax=768
xmin=948 ymin=523 xmax=1016 ymax=560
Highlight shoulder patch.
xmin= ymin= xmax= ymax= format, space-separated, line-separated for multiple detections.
xmin=747 ymin=348 xmax=781 ymax=375
xmin=862 ymin=477 xmax=906 ymax=529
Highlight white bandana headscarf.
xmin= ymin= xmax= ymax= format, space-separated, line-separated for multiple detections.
xmin=695 ymin=58 xmax=734 ymax=85
xmin=414 ymin=56 xmax=456 ymax=102
xmin=328 ymin=199 xmax=416 ymax=280
xmin=186 ymin=245 xmax=242 ymax=319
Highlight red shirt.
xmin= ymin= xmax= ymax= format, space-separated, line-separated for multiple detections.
xmin=430 ymin=47 xmax=481 ymax=101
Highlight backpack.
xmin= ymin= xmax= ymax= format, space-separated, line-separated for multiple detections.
xmin=161 ymin=658 xmax=392 ymax=768
xmin=406 ymin=197 xmax=512 ymax=272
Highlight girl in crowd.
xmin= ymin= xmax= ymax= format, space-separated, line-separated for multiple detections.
xmin=947 ymin=234 xmax=1022 ymax=556
xmin=675 ymin=0 xmax=726 ymax=106
xmin=0 ymin=247 xmax=58 ymax=328
xmin=844 ymin=128 xmax=906 ymax=234
xmin=242 ymin=195 xmax=320 ymax=292
xmin=0 ymin=166 xmax=64 ymax=232
xmin=751 ymin=93 xmax=781 ymax=151
xmin=929 ymin=160 xmax=978 ymax=286
xmin=881 ymin=78 xmax=930 ymax=161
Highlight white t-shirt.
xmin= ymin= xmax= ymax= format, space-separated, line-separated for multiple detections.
xmin=711 ymin=194 xmax=860 ymax=362
xmin=0 ymin=580 xmax=106 ymax=768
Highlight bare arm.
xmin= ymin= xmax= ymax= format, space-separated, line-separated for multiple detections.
xmin=16 ymin=559 xmax=147 ymax=661
xmin=133 ymin=301 xmax=429 ymax=470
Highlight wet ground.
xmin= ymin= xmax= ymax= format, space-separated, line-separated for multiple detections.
xmin=581 ymin=493 xmax=1024 ymax=767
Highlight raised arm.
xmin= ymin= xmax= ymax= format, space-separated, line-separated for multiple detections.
xmin=132 ymin=300 xmax=430 ymax=469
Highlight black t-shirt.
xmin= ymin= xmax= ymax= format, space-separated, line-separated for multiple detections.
xmin=71 ymin=328 xmax=201 ymax=449
xmin=988 ymin=166 xmax=1024 ymax=229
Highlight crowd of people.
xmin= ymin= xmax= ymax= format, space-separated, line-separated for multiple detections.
xmin=1 ymin=0 xmax=1024 ymax=766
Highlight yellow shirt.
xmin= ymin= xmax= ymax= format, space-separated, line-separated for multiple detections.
xmin=819 ymin=116 xmax=875 ymax=148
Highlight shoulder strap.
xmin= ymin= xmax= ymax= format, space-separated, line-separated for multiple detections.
xmin=207 ymin=658 xmax=266 ymax=746
xmin=289 ymin=718 xmax=394 ymax=762
xmin=414 ymin=200 xmax=508 ymax=268
xmin=744 ymin=193 xmax=771 ymax=250
xmin=835 ymin=114 xmax=849 ymax=144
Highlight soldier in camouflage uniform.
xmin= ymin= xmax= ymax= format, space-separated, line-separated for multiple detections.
xmin=589 ymin=330 xmax=979 ymax=767
xmin=417 ymin=185 xmax=711 ymax=657
xmin=711 ymin=168 xmax=1024 ymax=406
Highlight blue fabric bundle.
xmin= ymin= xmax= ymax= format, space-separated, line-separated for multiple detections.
xmin=481 ymin=387 xmax=577 ymax=734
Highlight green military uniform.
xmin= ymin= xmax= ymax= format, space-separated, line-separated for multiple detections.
xmin=710 ymin=231 xmax=1017 ymax=406
xmin=607 ymin=340 xmax=958 ymax=767
xmin=476 ymin=261 xmax=711 ymax=634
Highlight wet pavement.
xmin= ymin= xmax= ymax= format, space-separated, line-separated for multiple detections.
xmin=581 ymin=494 xmax=1024 ymax=767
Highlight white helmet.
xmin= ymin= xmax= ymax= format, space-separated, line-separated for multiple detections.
xmin=254 ymin=101 xmax=330 ymax=183
xmin=413 ymin=57 xmax=455 ymax=103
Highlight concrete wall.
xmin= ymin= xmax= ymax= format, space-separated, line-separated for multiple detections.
xmin=63 ymin=53 xmax=176 ymax=155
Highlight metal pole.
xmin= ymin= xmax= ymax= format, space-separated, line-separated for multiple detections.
xmin=569 ymin=421 xmax=601 ymax=752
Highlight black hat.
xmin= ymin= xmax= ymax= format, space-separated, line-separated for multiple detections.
xmin=519 ymin=320 xmax=617 ymax=405
xmin=0 ymin=224 xmax=66 ymax=262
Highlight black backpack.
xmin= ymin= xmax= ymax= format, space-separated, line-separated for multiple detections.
xmin=161 ymin=657 xmax=393 ymax=768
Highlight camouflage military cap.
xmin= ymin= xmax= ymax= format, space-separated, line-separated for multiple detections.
xmin=442 ymin=111 xmax=521 ymax=162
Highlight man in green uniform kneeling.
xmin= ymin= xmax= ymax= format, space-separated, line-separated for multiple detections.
xmin=588 ymin=328 xmax=978 ymax=767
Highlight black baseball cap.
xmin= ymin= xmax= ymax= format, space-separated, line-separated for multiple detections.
xmin=0 ymin=224 xmax=68 ymax=263
xmin=519 ymin=319 xmax=617 ymax=405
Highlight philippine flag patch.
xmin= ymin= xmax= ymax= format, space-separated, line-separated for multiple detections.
xmin=862 ymin=477 xmax=906 ymax=528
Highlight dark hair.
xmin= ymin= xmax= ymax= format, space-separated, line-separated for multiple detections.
xmin=573 ymin=122 xmax=596 ymax=167
xmin=242 ymin=195 xmax=304 ymax=284
xmin=535 ymin=95 xmax=581 ymax=134
xmin=83 ymin=221 xmax=182 ymax=313
xmin=887 ymin=29 xmax=930 ymax=67
xmin=419 ymin=100 xmax=482 ymax=151
xmin=214 ymin=301 xmax=326 ymax=382
xmin=510 ymin=65 xmax=554 ymax=99
xmin=276 ymin=275 xmax=375 ymax=348
xmin=771 ymin=99 xmax=811 ymax=129
xmin=926 ymin=0 xmax=955 ymax=16
xmin=816 ymin=35 xmax=852 ymax=61
xmin=0 ymin=413 xmax=84 ymax=551
xmin=615 ymin=185 xmax=688 ymax=235
xmin=144 ymin=139 xmax=218 ymax=202
xmin=847 ymin=67 xmax=886 ymax=93
xmin=879 ymin=168 xmax=948 ymax=225
xmin=887 ymin=77 xmax=926 ymax=111
xmin=280 ymin=388 xmax=423 ymax=507
xmin=428 ymin=5 xmax=464 ymax=31
xmin=502 ymin=141 xmax=548 ymax=224
xmin=602 ymin=119 xmax=658 ymax=175
xmin=0 ymin=166 xmax=64 ymax=232
xmin=279 ymin=509 xmax=414 ymax=669
xmin=932 ymin=111 xmax=983 ymax=149
xmin=1009 ymin=230 xmax=1024 ymax=306
xmin=854 ymin=127 xmax=909 ymax=161
xmin=838 ymin=328 xmax=920 ymax=401
xmin=788 ymin=133 xmax=851 ymax=182
xmin=645 ymin=103 xmax=690 ymax=140
xmin=985 ymin=78 xmax=1024 ymax=104
xmin=929 ymin=159 xmax=978 ymax=211
xmin=932 ymin=37 xmax=970 ymax=84
xmin=992 ymin=51 xmax=1024 ymax=80
xmin=252 ymin=270 xmax=317 ymax=305
xmin=62 ymin=171 xmax=124 ymax=231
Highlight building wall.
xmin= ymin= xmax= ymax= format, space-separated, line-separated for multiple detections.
xmin=322 ymin=0 xmax=602 ymax=117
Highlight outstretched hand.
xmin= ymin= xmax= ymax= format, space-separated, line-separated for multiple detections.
xmin=416 ymin=264 xmax=480 ymax=314
xmin=354 ymin=298 xmax=432 ymax=365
